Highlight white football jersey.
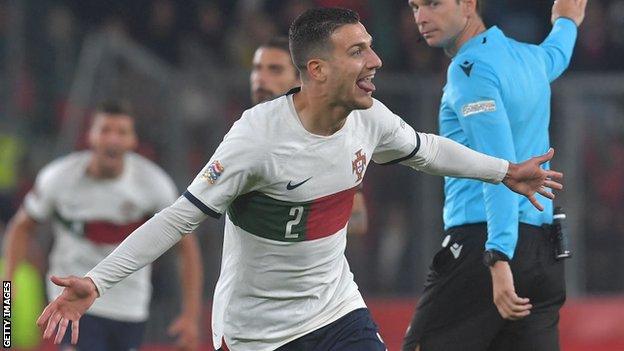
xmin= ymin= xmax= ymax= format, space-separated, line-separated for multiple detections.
xmin=186 ymin=92 xmax=419 ymax=350
xmin=24 ymin=151 xmax=178 ymax=321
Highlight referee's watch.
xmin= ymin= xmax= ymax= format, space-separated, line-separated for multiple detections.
xmin=483 ymin=249 xmax=510 ymax=267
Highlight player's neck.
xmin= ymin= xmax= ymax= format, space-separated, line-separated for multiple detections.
xmin=444 ymin=17 xmax=486 ymax=57
xmin=293 ymin=87 xmax=347 ymax=136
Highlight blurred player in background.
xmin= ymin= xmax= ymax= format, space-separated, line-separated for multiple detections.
xmin=402 ymin=0 xmax=587 ymax=350
xmin=250 ymin=36 xmax=299 ymax=106
xmin=2 ymin=101 xmax=203 ymax=351
xmin=36 ymin=8 xmax=562 ymax=351
xmin=251 ymin=36 xmax=369 ymax=235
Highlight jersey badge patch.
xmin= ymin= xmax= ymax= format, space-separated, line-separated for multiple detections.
xmin=352 ymin=149 xmax=367 ymax=182
xmin=461 ymin=100 xmax=496 ymax=117
xmin=202 ymin=160 xmax=224 ymax=184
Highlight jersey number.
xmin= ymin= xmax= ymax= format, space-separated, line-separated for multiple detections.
xmin=285 ymin=206 xmax=304 ymax=239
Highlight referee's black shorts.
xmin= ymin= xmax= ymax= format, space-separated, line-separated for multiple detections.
xmin=402 ymin=223 xmax=566 ymax=351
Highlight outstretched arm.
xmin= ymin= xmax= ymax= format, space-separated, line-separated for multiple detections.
xmin=539 ymin=0 xmax=587 ymax=81
xmin=168 ymin=235 xmax=203 ymax=351
xmin=371 ymin=100 xmax=561 ymax=205
xmin=407 ymin=133 xmax=562 ymax=208
xmin=37 ymin=196 xmax=208 ymax=344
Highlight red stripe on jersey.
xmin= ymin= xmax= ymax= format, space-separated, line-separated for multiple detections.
xmin=84 ymin=217 xmax=149 ymax=244
xmin=305 ymin=187 xmax=357 ymax=240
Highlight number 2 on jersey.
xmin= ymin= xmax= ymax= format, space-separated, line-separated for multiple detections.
xmin=285 ymin=206 xmax=304 ymax=239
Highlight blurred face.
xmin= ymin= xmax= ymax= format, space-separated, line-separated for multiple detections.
xmin=250 ymin=47 xmax=299 ymax=105
xmin=324 ymin=22 xmax=382 ymax=110
xmin=88 ymin=113 xmax=137 ymax=176
xmin=408 ymin=0 xmax=469 ymax=49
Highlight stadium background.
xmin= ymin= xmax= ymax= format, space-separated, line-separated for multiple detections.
xmin=0 ymin=0 xmax=623 ymax=350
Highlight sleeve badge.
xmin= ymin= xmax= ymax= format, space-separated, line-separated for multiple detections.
xmin=461 ymin=100 xmax=496 ymax=117
xmin=202 ymin=160 xmax=224 ymax=184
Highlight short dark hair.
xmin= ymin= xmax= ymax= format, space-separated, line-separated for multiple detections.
xmin=259 ymin=36 xmax=291 ymax=55
xmin=288 ymin=7 xmax=360 ymax=72
xmin=95 ymin=99 xmax=133 ymax=117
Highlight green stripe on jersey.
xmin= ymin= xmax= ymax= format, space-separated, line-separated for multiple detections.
xmin=227 ymin=191 xmax=311 ymax=242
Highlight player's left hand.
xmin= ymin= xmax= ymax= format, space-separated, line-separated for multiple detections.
xmin=502 ymin=148 xmax=563 ymax=211
xmin=168 ymin=314 xmax=200 ymax=351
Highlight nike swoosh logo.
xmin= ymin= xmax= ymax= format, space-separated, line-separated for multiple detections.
xmin=460 ymin=62 xmax=474 ymax=77
xmin=286 ymin=177 xmax=312 ymax=190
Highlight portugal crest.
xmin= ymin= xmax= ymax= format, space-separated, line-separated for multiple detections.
xmin=351 ymin=149 xmax=367 ymax=182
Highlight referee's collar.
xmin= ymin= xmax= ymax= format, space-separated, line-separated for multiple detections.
xmin=455 ymin=26 xmax=503 ymax=58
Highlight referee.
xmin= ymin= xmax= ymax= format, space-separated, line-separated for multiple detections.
xmin=403 ymin=0 xmax=587 ymax=350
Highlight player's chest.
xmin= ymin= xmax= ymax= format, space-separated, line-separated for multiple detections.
xmin=263 ymin=137 xmax=372 ymax=201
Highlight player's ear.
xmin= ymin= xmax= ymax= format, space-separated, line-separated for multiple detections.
xmin=126 ymin=120 xmax=139 ymax=151
xmin=128 ymin=131 xmax=138 ymax=151
xmin=306 ymin=59 xmax=328 ymax=82
xmin=87 ymin=117 xmax=100 ymax=148
xmin=460 ymin=0 xmax=477 ymax=17
xmin=87 ymin=129 xmax=96 ymax=148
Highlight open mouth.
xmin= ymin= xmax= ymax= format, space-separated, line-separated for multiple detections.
xmin=356 ymin=75 xmax=376 ymax=94
xmin=103 ymin=149 xmax=123 ymax=160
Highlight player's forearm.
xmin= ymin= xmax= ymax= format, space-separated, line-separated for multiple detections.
xmin=2 ymin=208 xmax=37 ymax=281
xmin=86 ymin=196 xmax=207 ymax=296
xmin=408 ymin=133 xmax=508 ymax=183
xmin=177 ymin=234 xmax=203 ymax=320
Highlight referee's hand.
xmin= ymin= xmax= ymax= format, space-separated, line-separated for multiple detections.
xmin=490 ymin=262 xmax=532 ymax=320
xmin=552 ymin=0 xmax=588 ymax=26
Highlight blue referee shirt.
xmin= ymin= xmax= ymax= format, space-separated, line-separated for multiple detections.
xmin=439 ymin=18 xmax=578 ymax=259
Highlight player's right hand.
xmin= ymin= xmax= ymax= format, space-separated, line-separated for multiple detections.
xmin=36 ymin=275 xmax=99 ymax=345
xmin=552 ymin=0 xmax=588 ymax=26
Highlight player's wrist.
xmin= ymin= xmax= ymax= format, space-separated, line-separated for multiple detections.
xmin=501 ymin=162 xmax=517 ymax=185
xmin=84 ymin=276 xmax=101 ymax=297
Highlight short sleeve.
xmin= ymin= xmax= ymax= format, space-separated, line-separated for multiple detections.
xmin=370 ymin=100 xmax=420 ymax=165
xmin=23 ymin=164 xmax=58 ymax=222
xmin=184 ymin=117 xmax=265 ymax=218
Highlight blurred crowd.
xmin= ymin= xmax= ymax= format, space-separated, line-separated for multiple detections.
xmin=1 ymin=0 xmax=624 ymax=304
